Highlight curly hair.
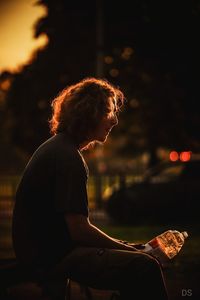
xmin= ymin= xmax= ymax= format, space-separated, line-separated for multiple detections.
xmin=49 ymin=77 xmax=124 ymax=145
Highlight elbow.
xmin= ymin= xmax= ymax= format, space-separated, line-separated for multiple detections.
xmin=69 ymin=226 xmax=86 ymax=243
xmin=65 ymin=214 xmax=90 ymax=243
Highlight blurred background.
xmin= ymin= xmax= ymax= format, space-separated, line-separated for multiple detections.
xmin=0 ymin=0 xmax=200 ymax=299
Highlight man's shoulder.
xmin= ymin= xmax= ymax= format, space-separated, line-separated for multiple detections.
xmin=31 ymin=133 xmax=88 ymax=175
xmin=47 ymin=133 xmax=84 ymax=164
xmin=37 ymin=133 xmax=76 ymax=154
xmin=51 ymin=134 xmax=89 ymax=176
xmin=27 ymin=133 xmax=77 ymax=165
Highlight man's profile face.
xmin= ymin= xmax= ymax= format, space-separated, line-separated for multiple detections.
xmin=92 ymin=98 xmax=118 ymax=143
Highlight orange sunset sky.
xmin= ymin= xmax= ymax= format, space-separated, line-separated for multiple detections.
xmin=0 ymin=0 xmax=48 ymax=73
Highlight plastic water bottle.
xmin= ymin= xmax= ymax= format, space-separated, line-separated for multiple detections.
xmin=144 ymin=230 xmax=188 ymax=263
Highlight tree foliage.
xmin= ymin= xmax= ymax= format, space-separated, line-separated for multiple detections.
xmin=102 ymin=0 xmax=200 ymax=164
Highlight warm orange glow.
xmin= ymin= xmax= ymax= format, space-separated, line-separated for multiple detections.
xmin=0 ymin=0 xmax=48 ymax=72
xmin=104 ymin=56 xmax=113 ymax=64
xmin=180 ymin=151 xmax=191 ymax=162
xmin=0 ymin=79 xmax=12 ymax=91
xmin=129 ymin=98 xmax=139 ymax=108
xmin=121 ymin=47 xmax=134 ymax=60
xmin=169 ymin=151 xmax=179 ymax=162
xmin=109 ymin=68 xmax=119 ymax=77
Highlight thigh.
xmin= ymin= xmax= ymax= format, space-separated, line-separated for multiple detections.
xmin=51 ymin=247 xmax=154 ymax=290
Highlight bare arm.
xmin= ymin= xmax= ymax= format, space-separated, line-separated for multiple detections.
xmin=65 ymin=214 xmax=138 ymax=251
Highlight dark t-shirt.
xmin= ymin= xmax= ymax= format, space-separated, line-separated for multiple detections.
xmin=12 ymin=133 xmax=89 ymax=268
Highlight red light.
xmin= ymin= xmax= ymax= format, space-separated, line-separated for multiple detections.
xmin=169 ymin=151 xmax=179 ymax=162
xmin=180 ymin=151 xmax=191 ymax=162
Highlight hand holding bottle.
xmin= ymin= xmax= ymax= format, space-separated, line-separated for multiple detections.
xmin=143 ymin=230 xmax=188 ymax=266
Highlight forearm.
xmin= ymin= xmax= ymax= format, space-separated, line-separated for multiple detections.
xmin=114 ymin=238 xmax=145 ymax=249
xmin=74 ymin=221 xmax=138 ymax=251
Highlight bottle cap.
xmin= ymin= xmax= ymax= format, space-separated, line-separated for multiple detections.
xmin=182 ymin=231 xmax=188 ymax=239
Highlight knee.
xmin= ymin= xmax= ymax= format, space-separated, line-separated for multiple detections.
xmin=124 ymin=252 xmax=162 ymax=277
xmin=140 ymin=254 xmax=165 ymax=282
xmin=144 ymin=253 xmax=161 ymax=270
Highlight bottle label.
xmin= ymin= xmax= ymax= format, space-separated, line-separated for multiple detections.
xmin=146 ymin=237 xmax=170 ymax=262
xmin=144 ymin=229 xmax=188 ymax=263
xmin=149 ymin=237 xmax=160 ymax=249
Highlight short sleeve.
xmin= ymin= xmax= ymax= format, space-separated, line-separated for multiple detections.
xmin=55 ymin=148 xmax=89 ymax=216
